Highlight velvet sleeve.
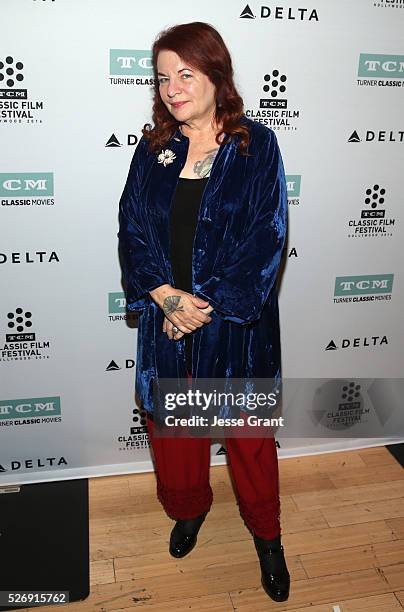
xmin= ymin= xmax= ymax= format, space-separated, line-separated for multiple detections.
xmin=194 ymin=129 xmax=287 ymax=325
xmin=117 ymin=138 xmax=169 ymax=311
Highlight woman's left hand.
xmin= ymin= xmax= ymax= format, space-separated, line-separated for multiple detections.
xmin=163 ymin=305 xmax=214 ymax=340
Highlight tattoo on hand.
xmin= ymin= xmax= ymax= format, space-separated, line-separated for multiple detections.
xmin=193 ymin=148 xmax=219 ymax=178
xmin=163 ymin=295 xmax=184 ymax=316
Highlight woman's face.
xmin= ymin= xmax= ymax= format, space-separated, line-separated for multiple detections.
xmin=157 ymin=49 xmax=216 ymax=124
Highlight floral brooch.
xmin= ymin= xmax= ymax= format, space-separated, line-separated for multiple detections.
xmin=157 ymin=149 xmax=176 ymax=167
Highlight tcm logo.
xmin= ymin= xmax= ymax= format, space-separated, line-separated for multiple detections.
xmin=334 ymin=274 xmax=394 ymax=296
xmin=260 ymin=69 xmax=288 ymax=109
xmin=358 ymin=54 xmax=404 ymax=79
xmin=0 ymin=173 xmax=54 ymax=197
xmin=0 ymin=56 xmax=26 ymax=98
xmin=286 ymin=175 xmax=301 ymax=197
xmin=110 ymin=50 xmax=153 ymax=75
xmin=0 ymin=397 xmax=61 ymax=421
xmin=109 ymin=292 xmax=127 ymax=314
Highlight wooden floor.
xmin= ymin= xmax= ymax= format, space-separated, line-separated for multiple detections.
xmin=23 ymin=445 xmax=404 ymax=611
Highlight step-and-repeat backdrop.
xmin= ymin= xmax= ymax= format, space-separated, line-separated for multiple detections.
xmin=1 ymin=0 xmax=403 ymax=485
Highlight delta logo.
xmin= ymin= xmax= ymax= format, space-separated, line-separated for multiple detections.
xmin=348 ymin=129 xmax=404 ymax=143
xmin=239 ymin=4 xmax=319 ymax=21
xmin=105 ymin=133 xmax=139 ymax=148
xmin=325 ymin=335 xmax=388 ymax=350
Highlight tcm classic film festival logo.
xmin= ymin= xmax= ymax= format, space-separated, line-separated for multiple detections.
xmin=357 ymin=53 xmax=404 ymax=88
xmin=312 ymin=379 xmax=400 ymax=434
xmin=0 ymin=173 xmax=54 ymax=207
xmin=109 ymin=50 xmax=154 ymax=86
xmin=0 ymin=56 xmax=44 ymax=124
xmin=347 ymin=182 xmax=396 ymax=238
xmin=373 ymin=0 xmax=404 ymax=8
xmin=244 ymin=66 xmax=301 ymax=132
xmin=117 ymin=404 xmax=150 ymax=452
xmin=1 ymin=307 xmax=52 ymax=362
xmin=313 ymin=381 xmax=368 ymax=431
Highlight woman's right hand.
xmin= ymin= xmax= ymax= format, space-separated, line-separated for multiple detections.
xmin=163 ymin=303 xmax=215 ymax=340
xmin=149 ymin=284 xmax=213 ymax=334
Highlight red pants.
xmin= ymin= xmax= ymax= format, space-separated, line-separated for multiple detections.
xmin=146 ymin=375 xmax=281 ymax=539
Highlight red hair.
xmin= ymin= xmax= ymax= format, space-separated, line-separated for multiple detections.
xmin=142 ymin=22 xmax=250 ymax=155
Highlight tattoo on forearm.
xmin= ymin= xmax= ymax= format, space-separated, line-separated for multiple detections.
xmin=193 ymin=148 xmax=219 ymax=178
xmin=163 ymin=295 xmax=184 ymax=316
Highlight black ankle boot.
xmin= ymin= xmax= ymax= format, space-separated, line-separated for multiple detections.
xmin=253 ymin=533 xmax=290 ymax=602
xmin=169 ymin=511 xmax=208 ymax=558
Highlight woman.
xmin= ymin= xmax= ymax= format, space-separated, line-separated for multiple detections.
xmin=117 ymin=22 xmax=289 ymax=602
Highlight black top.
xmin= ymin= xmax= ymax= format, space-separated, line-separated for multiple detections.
xmin=169 ymin=177 xmax=209 ymax=373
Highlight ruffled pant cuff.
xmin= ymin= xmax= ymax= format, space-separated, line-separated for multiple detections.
xmin=238 ymin=497 xmax=281 ymax=540
xmin=156 ymin=475 xmax=213 ymax=520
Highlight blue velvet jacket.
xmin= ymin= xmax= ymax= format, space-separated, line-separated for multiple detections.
xmin=117 ymin=115 xmax=287 ymax=417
